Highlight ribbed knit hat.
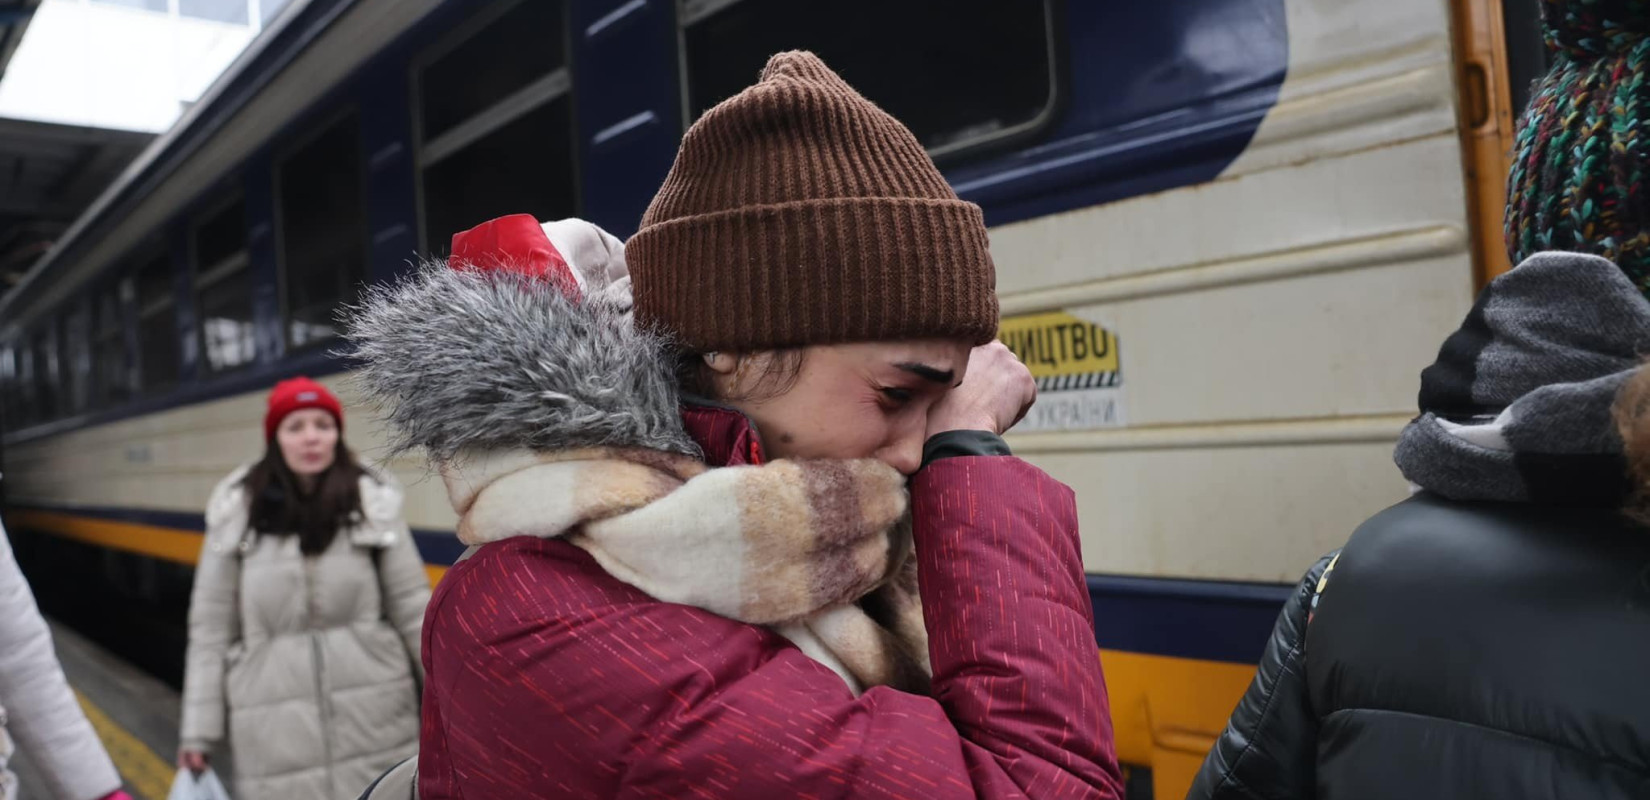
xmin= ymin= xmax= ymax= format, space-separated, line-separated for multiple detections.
xmin=1506 ymin=0 xmax=1650 ymax=296
xmin=628 ymin=51 xmax=998 ymax=352
xmin=264 ymin=376 xmax=342 ymax=441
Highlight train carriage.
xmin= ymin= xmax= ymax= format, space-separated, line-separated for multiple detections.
xmin=0 ymin=0 xmax=1544 ymax=796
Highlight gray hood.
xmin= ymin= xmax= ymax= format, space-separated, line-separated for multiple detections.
xmin=1394 ymin=252 xmax=1650 ymax=505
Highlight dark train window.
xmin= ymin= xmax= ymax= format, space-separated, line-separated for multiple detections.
xmin=277 ymin=112 xmax=365 ymax=349
xmin=93 ymin=286 xmax=130 ymax=406
xmin=0 ymin=346 xmax=12 ymax=423
xmin=61 ymin=303 xmax=92 ymax=415
xmin=414 ymin=0 xmax=575 ymax=252
xmin=681 ymin=0 xmax=1058 ymax=159
xmin=0 ymin=343 xmax=34 ymax=429
xmin=193 ymin=196 xmax=256 ymax=373
xmin=20 ymin=342 xmax=40 ymax=425
xmin=422 ymin=100 xmax=577 ymax=252
xmin=0 ymin=345 xmax=18 ymax=429
xmin=13 ymin=342 xmax=38 ymax=426
xmin=417 ymin=0 xmax=566 ymax=142
xmin=136 ymin=250 xmax=180 ymax=392
xmin=30 ymin=328 xmax=57 ymax=422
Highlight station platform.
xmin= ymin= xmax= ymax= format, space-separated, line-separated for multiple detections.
xmin=9 ymin=620 xmax=234 ymax=800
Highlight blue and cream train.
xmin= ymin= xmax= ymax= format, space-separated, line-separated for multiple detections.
xmin=0 ymin=0 xmax=1544 ymax=795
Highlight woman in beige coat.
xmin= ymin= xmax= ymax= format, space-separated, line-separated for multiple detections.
xmin=178 ymin=377 xmax=429 ymax=800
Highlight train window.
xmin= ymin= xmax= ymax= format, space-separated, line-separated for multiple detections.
xmin=421 ymin=101 xmax=577 ymax=252
xmin=135 ymin=250 xmax=180 ymax=392
xmin=0 ymin=345 xmax=17 ymax=429
xmin=413 ymin=0 xmax=575 ymax=251
xmin=62 ymin=303 xmax=92 ymax=415
xmin=417 ymin=0 xmax=566 ymax=143
xmin=93 ymin=286 xmax=130 ymax=406
xmin=277 ymin=112 xmax=365 ymax=349
xmin=30 ymin=328 xmax=58 ymax=422
xmin=13 ymin=343 xmax=37 ymax=426
xmin=179 ymin=0 xmax=250 ymax=25
xmin=680 ymin=0 xmax=1059 ymax=160
xmin=193 ymin=196 xmax=256 ymax=373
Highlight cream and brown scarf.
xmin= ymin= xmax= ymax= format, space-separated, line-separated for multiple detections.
xmin=440 ymin=446 xmax=931 ymax=695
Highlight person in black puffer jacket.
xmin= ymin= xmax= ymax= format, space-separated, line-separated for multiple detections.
xmin=1188 ymin=2 xmax=1650 ymax=797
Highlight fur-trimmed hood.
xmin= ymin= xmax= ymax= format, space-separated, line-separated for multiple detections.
xmin=342 ymin=219 xmax=696 ymax=462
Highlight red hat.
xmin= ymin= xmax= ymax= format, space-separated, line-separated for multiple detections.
xmin=265 ymin=377 xmax=343 ymax=441
xmin=450 ymin=213 xmax=580 ymax=300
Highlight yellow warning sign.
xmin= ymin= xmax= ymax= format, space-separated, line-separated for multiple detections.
xmin=999 ymin=311 xmax=1125 ymax=431
xmin=997 ymin=311 xmax=1119 ymax=381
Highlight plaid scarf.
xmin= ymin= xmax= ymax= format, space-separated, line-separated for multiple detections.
xmin=440 ymin=446 xmax=932 ymax=695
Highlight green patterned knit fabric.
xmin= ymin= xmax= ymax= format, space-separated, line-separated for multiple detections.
xmin=1507 ymin=0 xmax=1650 ymax=295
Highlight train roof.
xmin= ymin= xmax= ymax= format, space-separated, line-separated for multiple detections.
xmin=0 ymin=0 xmax=431 ymax=334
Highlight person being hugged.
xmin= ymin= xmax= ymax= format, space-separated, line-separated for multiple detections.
xmin=348 ymin=52 xmax=1123 ymax=799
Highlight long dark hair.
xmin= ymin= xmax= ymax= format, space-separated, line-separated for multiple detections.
xmin=241 ymin=438 xmax=367 ymax=555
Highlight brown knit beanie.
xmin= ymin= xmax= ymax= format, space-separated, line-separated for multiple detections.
xmin=628 ymin=51 xmax=999 ymax=352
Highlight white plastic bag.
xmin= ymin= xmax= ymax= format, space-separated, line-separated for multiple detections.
xmin=167 ymin=768 xmax=231 ymax=800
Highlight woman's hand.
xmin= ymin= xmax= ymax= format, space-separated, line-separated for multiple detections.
xmin=926 ymin=342 xmax=1036 ymax=438
xmin=177 ymin=748 xmax=209 ymax=775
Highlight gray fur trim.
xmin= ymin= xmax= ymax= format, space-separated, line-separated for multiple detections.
xmin=341 ymin=261 xmax=696 ymax=460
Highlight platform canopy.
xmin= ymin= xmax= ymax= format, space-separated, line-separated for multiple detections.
xmin=0 ymin=1 xmax=154 ymax=291
xmin=0 ymin=115 xmax=151 ymax=291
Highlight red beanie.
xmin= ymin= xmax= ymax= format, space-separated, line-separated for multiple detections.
xmin=265 ymin=377 xmax=343 ymax=441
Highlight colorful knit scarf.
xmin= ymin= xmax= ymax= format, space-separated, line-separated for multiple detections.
xmin=1507 ymin=0 xmax=1650 ymax=295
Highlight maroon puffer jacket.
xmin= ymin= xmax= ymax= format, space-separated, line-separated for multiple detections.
xmin=417 ymin=406 xmax=1123 ymax=799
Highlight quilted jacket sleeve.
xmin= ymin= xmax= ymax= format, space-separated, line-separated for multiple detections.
xmin=423 ymin=454 xmax=1124 ymax=799
xmin=0 ymin=522 xmax=123 ymax=800
xmin=1187 ymin=555 xmax=1336 ymax=800
xmin=363 ymin=476 xmax=431 ymax=686
xmin=179 ymin=469 xmax=249 ymax=752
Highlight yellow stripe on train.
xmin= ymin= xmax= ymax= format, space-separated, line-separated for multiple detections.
xmin=9 ymin=509 xmax=448 ymax=588
xmin=13 ymin=510 xmax=1253 ymax=797
xmin=1100 ymin=649 xmax=1255 ymax=799
xmin=9 ymin=510 xmax=205 ymax=566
